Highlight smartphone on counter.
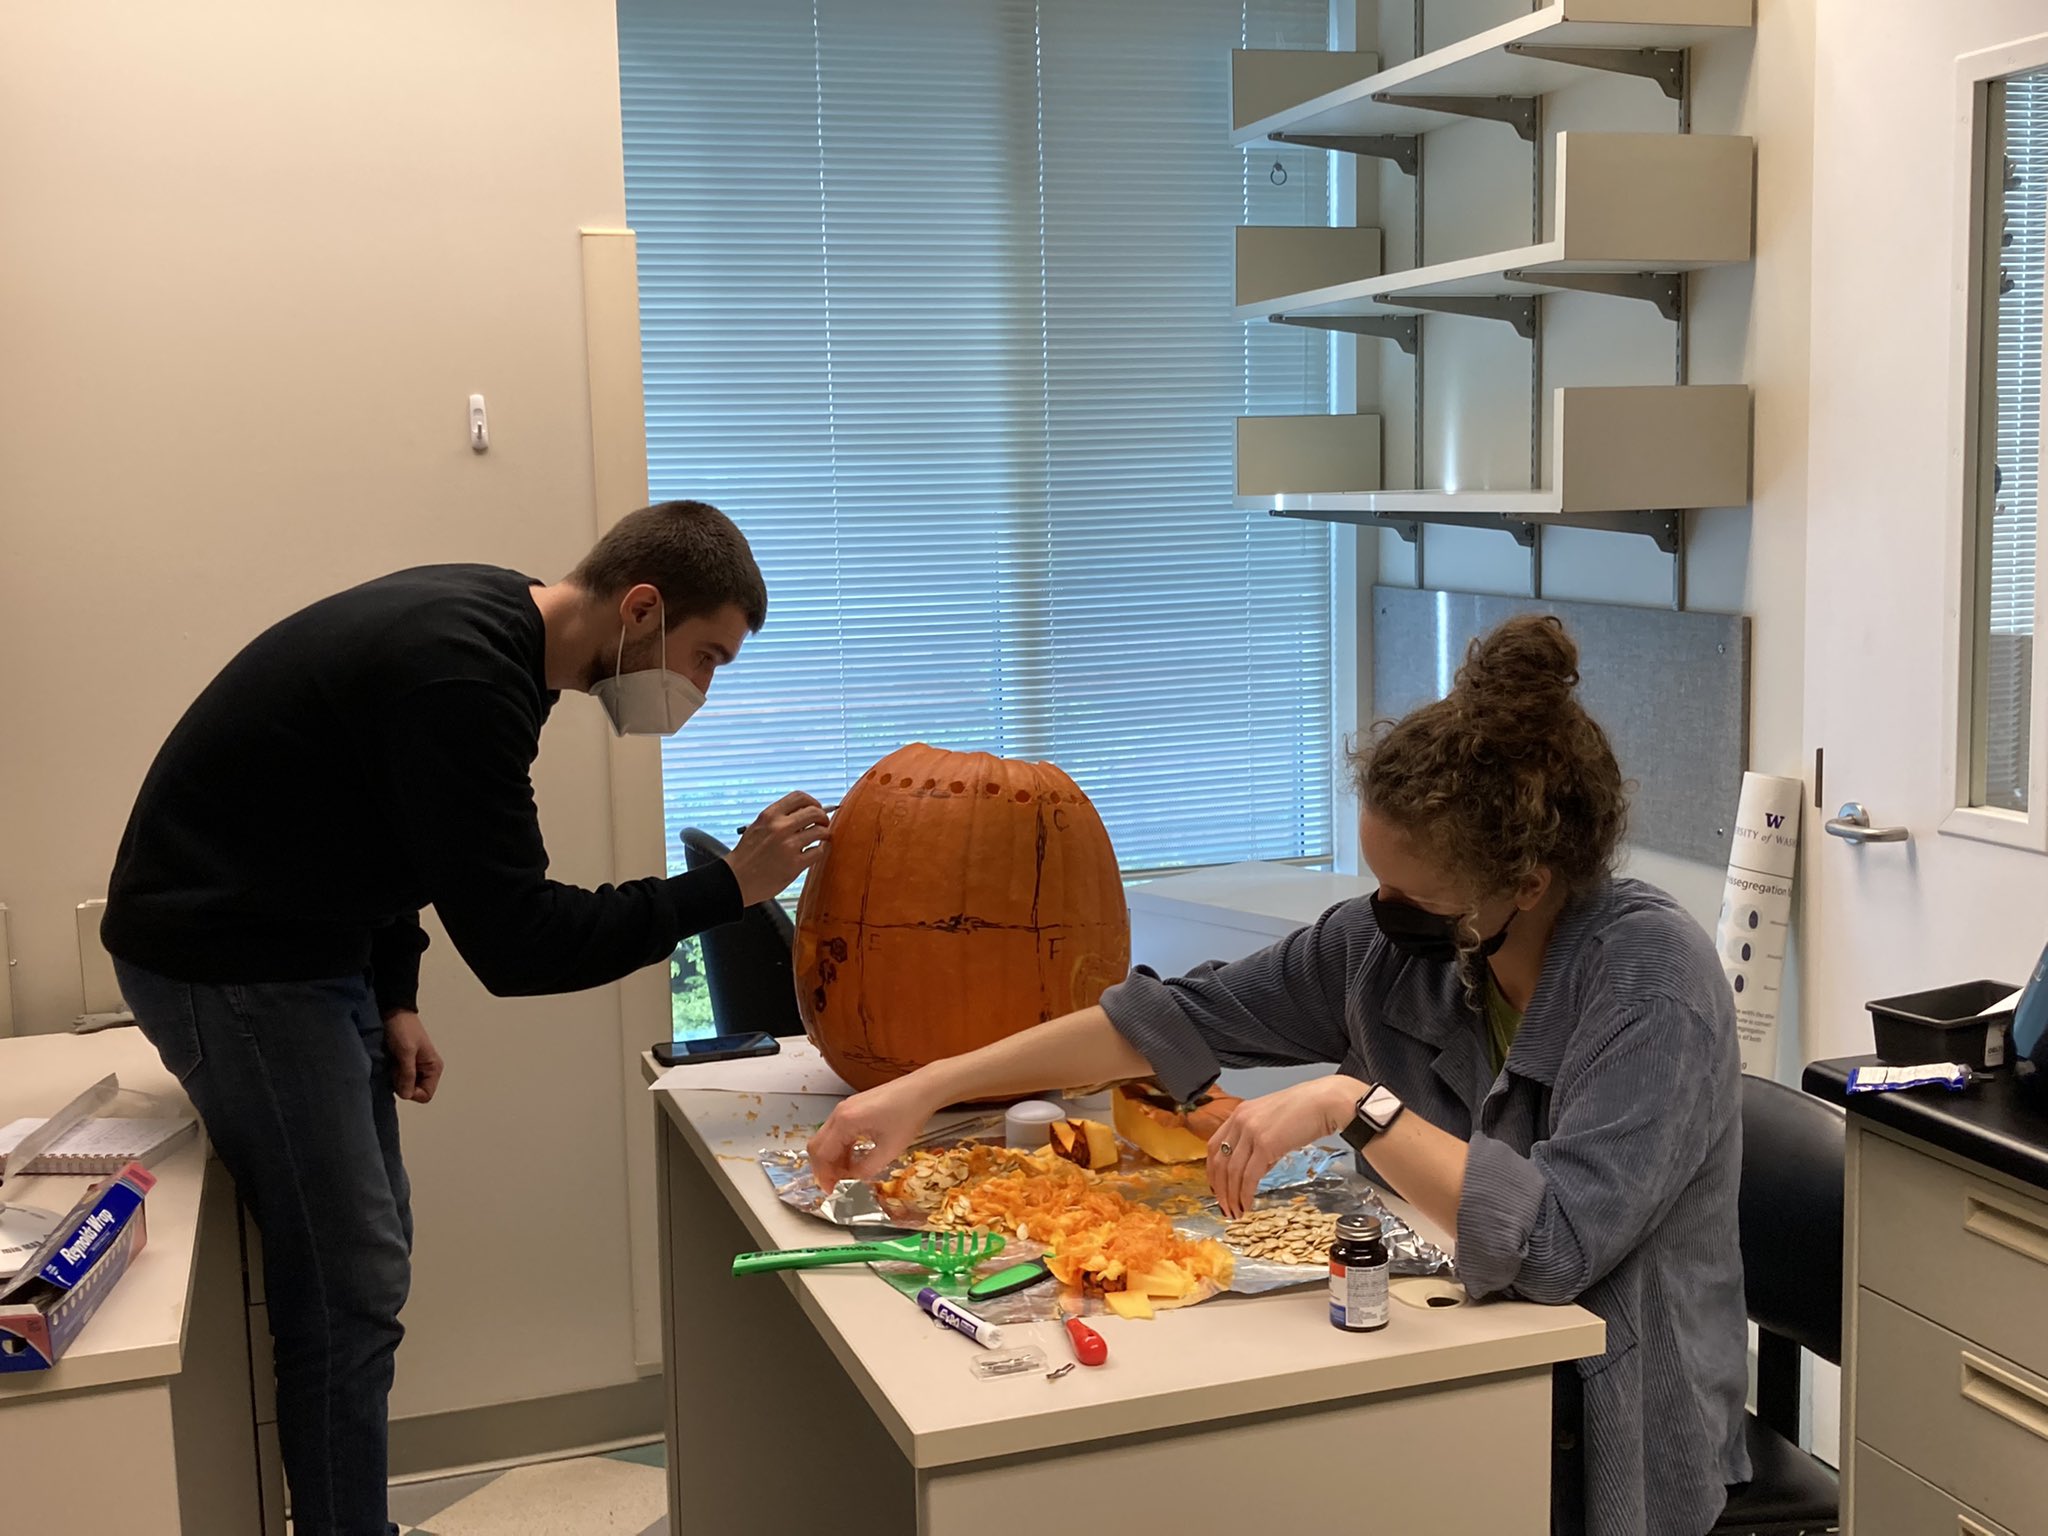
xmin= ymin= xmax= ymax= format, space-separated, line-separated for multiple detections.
xmin=653 ymin=1032 xmax=781 ymax=1068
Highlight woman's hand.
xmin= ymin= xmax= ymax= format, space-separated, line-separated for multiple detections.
xmin=1205 ymin=1075 xmax=1367 ymax=1217
xmin=805 ymin=1008 xmax=1150 ymax=1192
xmin=807 ymin=1074 xmax=943 ymax=1192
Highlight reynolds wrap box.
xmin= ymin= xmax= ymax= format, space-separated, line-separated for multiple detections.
xmin=0 ymin=1162 xmax=154 ymax=1372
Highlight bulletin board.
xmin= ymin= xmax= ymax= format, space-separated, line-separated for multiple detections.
xmin=1371 ymin=587 xmax=1751 ymax=865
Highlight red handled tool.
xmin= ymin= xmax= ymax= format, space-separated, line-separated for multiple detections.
xmin=1062 ymin=1314 xmax=1108 ymax=1367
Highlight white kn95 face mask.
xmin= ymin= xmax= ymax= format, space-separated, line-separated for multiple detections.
xmin=591 ymin=599 xmax=705 ymax=737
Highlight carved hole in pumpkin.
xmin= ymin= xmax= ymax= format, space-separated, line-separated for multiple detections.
xmin=984 ymin=783 xmax=1000 ymax=795
xmin=811 ymin=987 xmax=828 ymax=1013
xmin=1014 ymin=790 xmax=1032 ymax=804
xmin=1053 ymin=808 xmax=1070 ymax=831
xmin=877 ymin=774 xmax=893 ymax=786
xmin=949 ymin=781 xmax=966 ymax=794
xmin=827 ymin=937 xmax=849 ymax=963
xmin=923 ymin=778 xmax=938 ymax=790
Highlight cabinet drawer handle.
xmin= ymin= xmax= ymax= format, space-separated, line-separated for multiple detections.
xmin=1961 ymin=1351 xmax=2048 ymax=1444
xmin=1964 ymin=1193 xmax=2048 ymax=1266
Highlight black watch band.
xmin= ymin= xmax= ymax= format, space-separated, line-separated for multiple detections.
xmin=1338 ymin=1083 xmax=1405 ymax=1154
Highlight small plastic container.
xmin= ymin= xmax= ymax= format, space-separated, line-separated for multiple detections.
xmin=1866 ymin=979 xmax=2019 ymax=1071
xmin=1002 ymin=1099 xmax=1065 ymax=1149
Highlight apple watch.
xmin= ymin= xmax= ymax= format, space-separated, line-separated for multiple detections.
xmin=1338 ymin=1083 xmax=1405 ymax=1153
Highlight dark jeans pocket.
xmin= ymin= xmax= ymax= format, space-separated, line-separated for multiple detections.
xmin=113 ymin=959 xmax=206 ymax=1084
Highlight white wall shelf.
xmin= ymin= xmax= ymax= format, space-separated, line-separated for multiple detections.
xmin=1235 ymin=227 xmax=1384 ymax=310
xmin=1236 ymin=414 xmax=1382 ymax=499
xmin=1229 ymin=8 xmax=1756 ymax=605
xmin=1237 ymin=133 xmax=1753 ymax=323
xmin=1231 ymin=0 xmax=1754 ymax=147
xmin=1231 ymin=49 xmax=1381 ymax=136
xmin=1246 ymin=386 xmax=1750 ymax=536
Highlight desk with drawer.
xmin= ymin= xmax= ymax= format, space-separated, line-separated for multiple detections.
xmin=1805 ymin=1059 xmax=2048 ymax=1536
xmin=0 ymin=1028 xmax=275 ymax=1534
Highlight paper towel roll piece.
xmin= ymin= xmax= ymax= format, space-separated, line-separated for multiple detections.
xmin=1718 ymin=772 xmax=1804 ymax=1077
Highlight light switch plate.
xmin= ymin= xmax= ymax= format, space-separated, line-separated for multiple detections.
xmin=0 ymin=904 xmax=13 ymax=1036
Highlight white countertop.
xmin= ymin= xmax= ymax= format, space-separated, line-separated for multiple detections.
xmin=1125 ymin=861 xmax=1373 ymax=929
xmin=0 ymin=1028 xmax=207 ymax=1398
xmin=652 ymin=1067 xmax=1603 ymax=1469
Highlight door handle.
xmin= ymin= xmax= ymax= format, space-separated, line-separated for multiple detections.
xmin=1823 ymin=802 xmax=1909 ymax=845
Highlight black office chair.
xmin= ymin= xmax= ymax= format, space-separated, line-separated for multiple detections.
xmin=1712 ymin=1075 xmax=1845 ymax=1536
xmin=677 ymin=828 xmax=806 ymax=1038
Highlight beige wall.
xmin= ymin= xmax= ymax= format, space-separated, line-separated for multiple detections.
xmin=0 ymin=0 xmax=659 ymax=1425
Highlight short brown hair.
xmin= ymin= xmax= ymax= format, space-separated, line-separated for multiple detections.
xmin=1352 ymin=613 xmax=1628 ymax=906
xmin=569 ymin=500 xmax=768 ymax=631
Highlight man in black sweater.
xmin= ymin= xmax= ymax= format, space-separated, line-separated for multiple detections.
xmin=104 ymin=500 xmax=827 ymax=1536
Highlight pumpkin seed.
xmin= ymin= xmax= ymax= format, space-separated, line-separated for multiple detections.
xmin=1224 ymin=1204 xmax=1340 ymax=1266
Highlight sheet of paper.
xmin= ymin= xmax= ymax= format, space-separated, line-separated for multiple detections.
xmin=0 ymin=1116 xmax=194 ymax=1164
xmin=0 ymin=1203 xmax=62 ymax=1279
xmin=649 ymin=1036 xmax=855 ymax=1097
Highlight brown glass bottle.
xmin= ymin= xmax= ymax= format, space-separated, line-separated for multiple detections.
xmin=1328 ymin=1212 xmax=1390 ymax=1332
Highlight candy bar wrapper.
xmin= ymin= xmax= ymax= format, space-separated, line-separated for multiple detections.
xmin=1846 ymin=1062 xmax=1972 ymax=1094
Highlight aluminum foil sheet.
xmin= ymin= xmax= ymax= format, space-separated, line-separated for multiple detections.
xmin=1177 ymin=1142 xmax=1453 ymax=1289
xmin=756 ymin=1120 xmax=1450 ymax=1321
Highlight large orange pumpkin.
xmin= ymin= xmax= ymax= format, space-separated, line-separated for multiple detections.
xmin=794 ymin=743 xmax=1130 ymax=1091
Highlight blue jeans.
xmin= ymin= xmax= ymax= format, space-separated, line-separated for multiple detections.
xmin=115 ymin=960 xmax=409 ymax=1536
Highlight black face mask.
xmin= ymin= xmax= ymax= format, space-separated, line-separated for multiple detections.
xmin=1370 ymin=891 xmax=1514 ymax=965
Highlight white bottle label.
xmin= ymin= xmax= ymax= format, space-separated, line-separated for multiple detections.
xmin=1330 ymin=1257 xmax=1389 ymax=1329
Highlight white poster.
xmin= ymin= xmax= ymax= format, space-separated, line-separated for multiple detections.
xmin=1716 ymin=773 xmax=1804 ymax=1077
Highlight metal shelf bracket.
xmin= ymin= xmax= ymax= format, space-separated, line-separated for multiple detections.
xmin=1267 ymin=506 xmax=1685 ymax=556
xmin=1370 ymin=92 xmax=1538 ymax=142
xmin=1382 ymin=294 xmax=1539 ymax=339
xmin=1268 ymin=131 xmax=1420 ymax=177
xmin=1640 ymin=510 xmax=1684 ymax=555
xmin=1506 ymin=269 xmax=1684 ymax=322
xmin=1272 ymin=509 xmax=1426 ymax=543
xmin=1501 ymin=44 xmax=1687 ymax=102
xmin=1268 ymin=312 xmax=1421 ymax=355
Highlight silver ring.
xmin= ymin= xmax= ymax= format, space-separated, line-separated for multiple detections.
xmin=1218 ymin=1140 xmax=1234 ymax=1155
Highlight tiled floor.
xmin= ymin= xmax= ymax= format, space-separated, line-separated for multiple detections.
xmin=383 ymin=1442 xmax=669 ymax=1536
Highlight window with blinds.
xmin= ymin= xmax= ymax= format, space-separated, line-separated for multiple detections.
xmin=1978 ymin=70 xmax=2047 ymax=810
xmin=616 ymin=0 xmax=1338 ymax=911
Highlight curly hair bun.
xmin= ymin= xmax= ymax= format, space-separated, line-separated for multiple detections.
xmin=1455 ymin=613 xmax=1580 ymax=721
xmin=1352 ymin=611 xmax=1627 ymax=902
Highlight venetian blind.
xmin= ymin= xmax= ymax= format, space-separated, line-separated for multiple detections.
xmin=617 ymin=0 xmax=1336 ymax=873
xmin=1986 ymin=74 xmax=2047 ymax=809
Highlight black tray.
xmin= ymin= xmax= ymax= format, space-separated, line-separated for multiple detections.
xmin=1867 ymin=979 xmax=2018 ymax=1071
